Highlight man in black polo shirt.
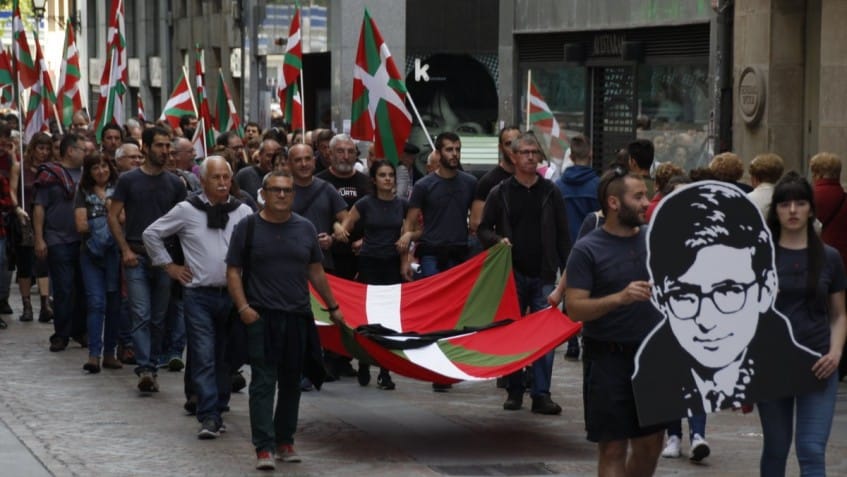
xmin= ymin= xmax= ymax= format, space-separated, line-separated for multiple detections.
xmin=478 ymin=132 xmax=570 ymax=414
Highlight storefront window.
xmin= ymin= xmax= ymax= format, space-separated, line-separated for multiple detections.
xmin=636 ymin=63 xmax=710 ymax=170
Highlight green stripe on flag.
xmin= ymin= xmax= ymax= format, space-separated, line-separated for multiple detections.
xmin=283 ymin=56 xmax=302 ymax=70
xmin=438 ymin=341 xmax=532 ymax=368
xmin=350 ymin=92 xmax=370 ymax=124
xmin=455 ymin=244 xmax=513 ymax=329
xmin=363 ymin=17 xmax=380 ymax=75
xmin=387 ymin=78 xmax=407 ymax=94
xmin=529 ymin=111 xmax=553 ymax=123
xmin=374 ymin=103 xmax=398 ymax=164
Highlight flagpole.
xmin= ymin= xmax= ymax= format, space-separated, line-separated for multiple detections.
xmin=15 ymin=70 xmax=24 ymax=209
xmin=525 ymin=69 xmax=532 ymax=131
xmin=405 ymin=92 xmax=435 ymax=152
xmin=299 ymin=72 xmax=305 ymax=142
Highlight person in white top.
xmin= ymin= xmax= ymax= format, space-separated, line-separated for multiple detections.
xmin=143 ymin=156 xmax=253 ymax=440
xmin=747 ymin=153 xmax=785 ymax=218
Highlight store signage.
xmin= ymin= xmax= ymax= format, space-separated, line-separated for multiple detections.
xmin=738 ymin=66 xmax=765 ymax=127
xmin=414 ymin=58 xmax=430 ymax=82
xmin=593 ymin=33 xmax=623 ymax=57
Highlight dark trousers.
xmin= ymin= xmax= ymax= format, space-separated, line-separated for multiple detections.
xmin=247 ymin=309 xmax=308 ymax=452
xmin=48 ymin=242 xmax=86 ymax=339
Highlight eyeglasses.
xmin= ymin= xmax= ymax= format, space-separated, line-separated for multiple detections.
xmin=663 ymin=280 xmax=758 ymax=320
xmin=263 ymin=186 xmax=293 ymax=195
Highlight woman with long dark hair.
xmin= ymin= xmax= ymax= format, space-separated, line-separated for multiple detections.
xmin=74 ymin=152 xmax=122 ymax=373
xmin=10 ymin=132 xmax=53 ymax=323
xmin=759 ymin=171 xmax=847 ymax=475
xmin=336 ymin=160 xmax=412 ymax=390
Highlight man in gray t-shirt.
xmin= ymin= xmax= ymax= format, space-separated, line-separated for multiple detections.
xmin=34 ymin=133 xmax=86 ymax=352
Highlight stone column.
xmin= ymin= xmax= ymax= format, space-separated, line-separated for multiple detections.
xmin=817 ymin=0 xmax=847 ymax=182
xmin=733 ymin=0 xmax=805 ymax=172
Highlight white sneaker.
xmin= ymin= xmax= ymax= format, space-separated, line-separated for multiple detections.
xmin=690 ymin=434 xmax=711 ymax=462
xmin=661 ymin=435 xmax=681 ymax=458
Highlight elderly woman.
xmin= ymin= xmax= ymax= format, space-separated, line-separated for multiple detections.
xmin=708 ymin=152 xmax=752 ymax=193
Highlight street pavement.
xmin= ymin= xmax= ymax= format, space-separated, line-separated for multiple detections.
xmin=1 ymin=291 xmax=846 ymax=476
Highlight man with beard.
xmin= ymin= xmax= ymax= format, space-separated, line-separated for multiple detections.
xmin=316 ymin=134 xmax=372 ymax=379
xmin=235 ymin=139 xmax=282 ymax=201
xmin=315 ymin=134 xmax=372 ymax=278
xmin=109 ymin=126 xmax=187 ymax=393
xmin=100 ymin=123 xmax=124 ymax=162
xmin=404 ymin=131 xmax=477 ymax=391
xmin=563 ymin=166 xmax=666 ymax=476
xmin=469 ymin=126 xmax=519 ymax=246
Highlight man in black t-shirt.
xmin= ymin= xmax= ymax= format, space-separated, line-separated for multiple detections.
xmin=226 ymin=170 xmax=343 ymax=470
xmin=564 ymin=168 xmax=664 ymax=475
xmin=315 ymin=134 xmax=372 ymax=279
xmin=109 ymin=126 xmax=187 ymax=394
xmin=235 ymin=139 xmax=282 ymax=201
xmin=469 ymin=126 xmax=518 ymax=236
xmin=478 ymin=133 xmax=570 ymax=415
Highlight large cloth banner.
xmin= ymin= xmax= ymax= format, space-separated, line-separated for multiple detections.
xmin=311 ymin=244 xmax=581 ymax=384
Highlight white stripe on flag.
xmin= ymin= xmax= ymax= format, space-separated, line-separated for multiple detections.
xmin=365 ymin=283 xmax=402 ymax=332
xmin=405 ymin=344 xmax=483 ymax=381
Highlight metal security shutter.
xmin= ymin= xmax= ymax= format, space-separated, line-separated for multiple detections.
xmin=590 ymin=66 xmax=637 ymax=169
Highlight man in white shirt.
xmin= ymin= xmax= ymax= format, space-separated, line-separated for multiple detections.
xmin=143 ymin=156 xmax=253 ymax=439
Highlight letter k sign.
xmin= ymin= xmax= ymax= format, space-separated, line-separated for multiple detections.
xmin=414 ymin=58 xmax=430 ymax=82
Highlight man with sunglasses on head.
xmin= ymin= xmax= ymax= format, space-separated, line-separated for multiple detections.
xmin=563 ymin=166 xmax=666 ymax=476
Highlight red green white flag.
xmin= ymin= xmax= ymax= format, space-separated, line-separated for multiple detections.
xmin=159 ymin=68 xmax=196 ymax=130
xmin=279 ymin=2 xmax=302 ymax=90
xmin=191 ymin=117 xmax=208 ymax=159
xmin=311 ymin=244 xmax=581 ymax=382
xmin=57 ymin=20 xmax=83 ymax=128
xmin=215 ymin=69 xmax=241 ymax=135
xmin=0 ymin=40 xmax=14 ymax=109
xmin=24 ymin=32 xmax=58 ymax=142
xmin=93 ymin=0 xmax=127 ymax=141
xmin=279 ymin=77 xmax=303 ymax=131
xmin=529 ymin=80 xmax=569 ymax=161
xmin=12 ymin=0 xmax=37 ymax=89
xmin=350 ymin=9 xmax=412 ymax=165
xmin=194 ymin=46 xmax=216 ymax=151
xmin=137 ymin=95 xmax=146 ymax=122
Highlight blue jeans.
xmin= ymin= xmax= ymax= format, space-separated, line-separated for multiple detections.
xmin=418 ymin=254 xmax=462 ymax=278
xmin=183 ymin=287 xmax=232 ymax=425
xmin=667 ymin=414 xmax=707 ymax=442
xmin=506 ymin=272 xmax=555 ymax=397
xmin=159 ymin=292 xmax=186 ymax=364
xmin=758 ymin=373 xmax=839 ymax=477
xmin=124 ymin=255 xmax=173 ymax=375
xmin=80 ymin=247 xmax=121 ymax=358
xmin=47 ymin=242 xmax=86 ymax=339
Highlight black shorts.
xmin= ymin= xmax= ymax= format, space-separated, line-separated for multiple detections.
xmin=582 ymin=341 xmax=667 ymax=443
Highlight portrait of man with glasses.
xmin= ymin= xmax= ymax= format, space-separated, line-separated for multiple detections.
xmin=632 ymin=181 xmax=824 ymax=427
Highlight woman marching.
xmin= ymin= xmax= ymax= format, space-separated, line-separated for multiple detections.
xmin=759 ymin=171 xmax=847 ymax=476
xmin=74 ymin=152 xmax=122 ymax=373
xmin=335 ymin=160 xmax=414 ymax=390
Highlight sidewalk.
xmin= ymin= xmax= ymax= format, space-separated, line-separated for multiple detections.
xmin=0 ymin=293 xmax=846 ymax=476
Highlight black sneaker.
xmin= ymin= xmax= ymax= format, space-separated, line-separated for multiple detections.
xmin=137 ymin=372 xmax=156 ymax=392
xmin=336 ymin=359 xmax=357 ymax=378
xmin=184 ymin=396 xmax=198 ymax=415
xmin=38 ymin=306 xmax=53 ymax=323
xmin=198 ymin=419 xmax=221 ymax=439
xmin=432 ymin=383 xmax=452 ymax=392
xmin=357 ymin=364 xmax=371 ymax=386
xmin=0 ymin=299 xmax=13 ymax=315
xmin=376 ymin=372 xmax=395 ymax=390
xmin=49 ymin=334 xmax=68 ymax=352
xmin=531 ymin=395 xmax=562 ymax=415
xmin=231 ymin=371 xmax=247 ymax=392
xmin=503 ymin=392 xmax=523 ymax=411
xmin=19 ymin=307 xmax=33 ymax=322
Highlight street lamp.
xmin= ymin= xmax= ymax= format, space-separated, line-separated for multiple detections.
xmin=32 ymin=0 xmax=47 ymax=21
